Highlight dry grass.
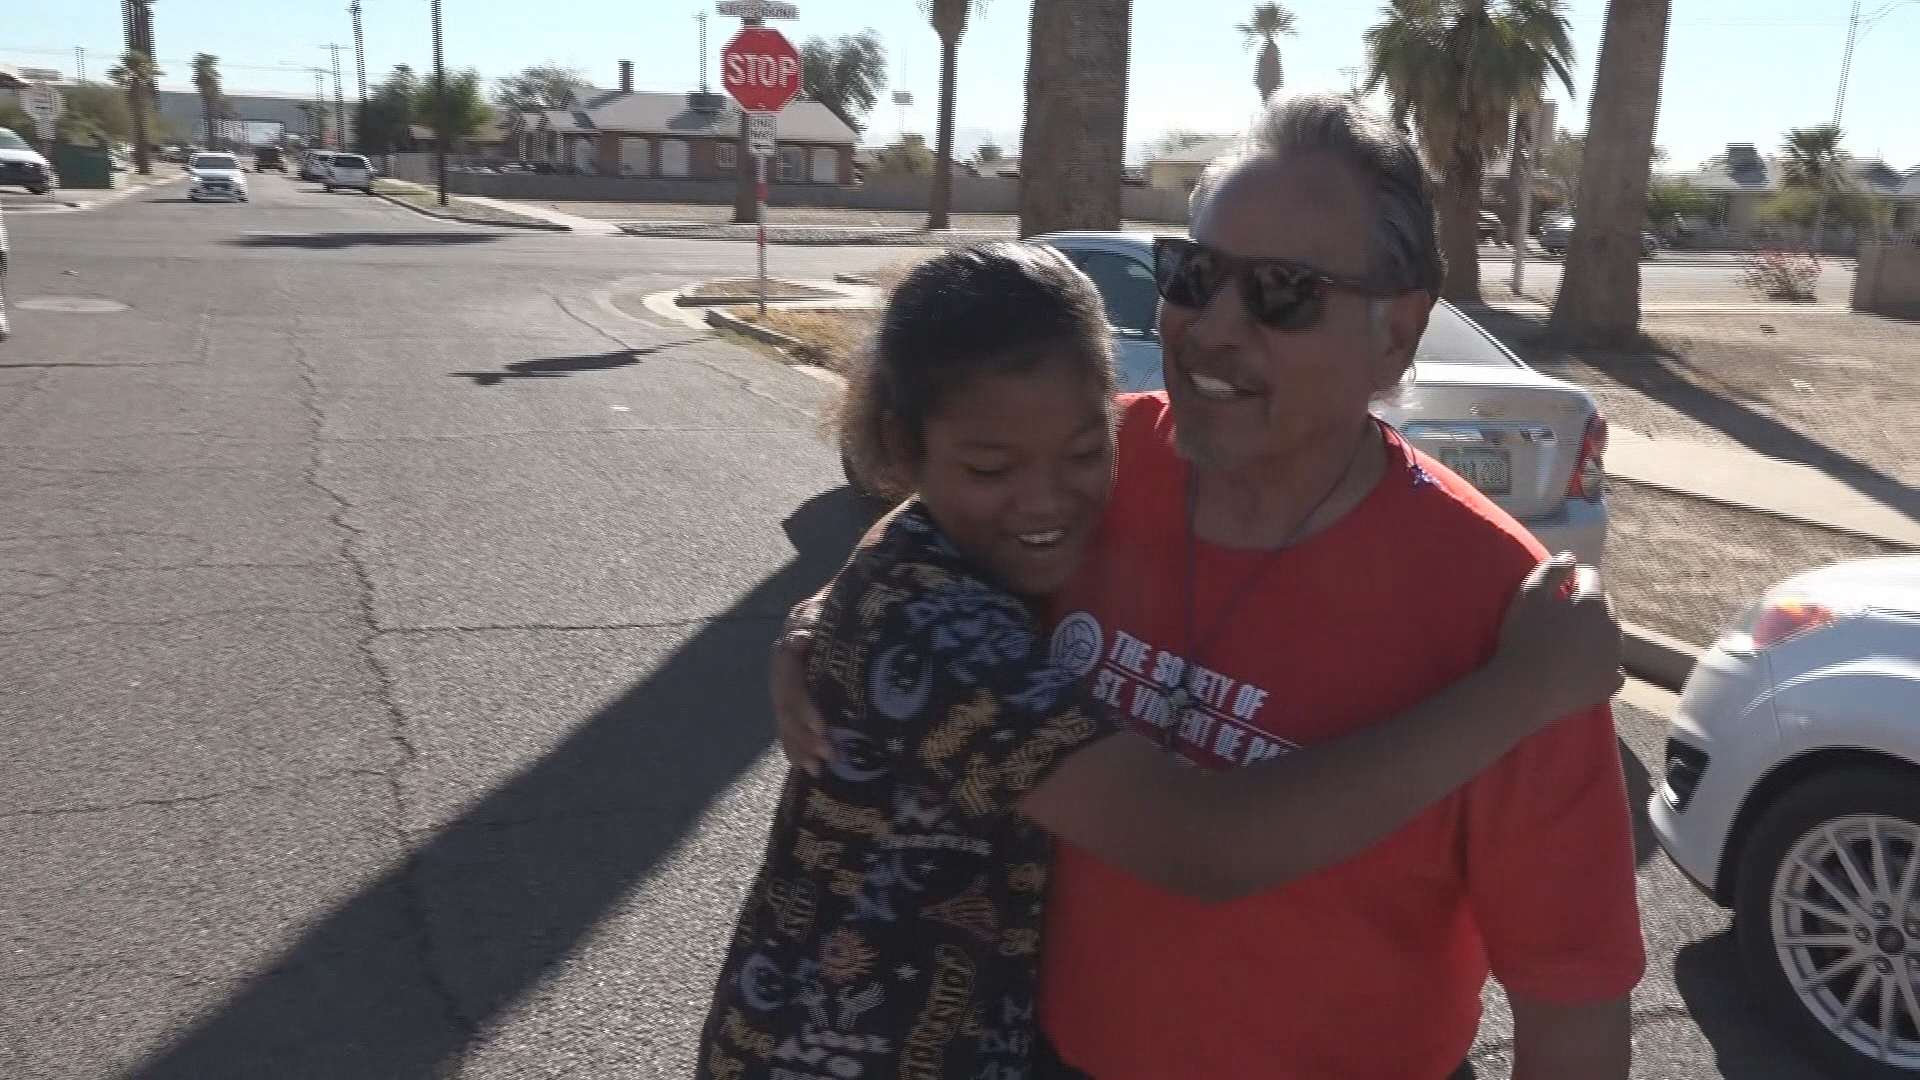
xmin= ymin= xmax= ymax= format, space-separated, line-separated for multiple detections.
xmin=739 ymin=308 xmax=877 ymax=369
xmin=685 ymin=278 xmax=836 ymax=299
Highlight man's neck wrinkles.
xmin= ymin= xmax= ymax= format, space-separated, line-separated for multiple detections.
xmin=1191 ymin=420 xmax=1383 ymax=549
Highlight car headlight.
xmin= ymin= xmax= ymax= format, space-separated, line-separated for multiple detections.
xmin=1717 ymin=594 xmax=1856 ymax=654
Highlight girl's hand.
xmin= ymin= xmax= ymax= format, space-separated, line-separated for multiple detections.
xmin=771 ymin=600 xmax=831 ymax=776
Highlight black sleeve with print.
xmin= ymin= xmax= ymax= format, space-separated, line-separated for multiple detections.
xmin=696 ymin=505 xmax=1119 ymax=1080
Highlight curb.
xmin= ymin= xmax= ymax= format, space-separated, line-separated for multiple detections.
xmin=1622 ymin=622 xmax=1700 ymax=693
xmin=703 ymin=307 xmax=843 ymax=384
xmin=676 ymin=291 xmax=838 ymax=307
xmin=833 ymin=272 xmax=881 ymax=287
xmin=369 ymin=189 xmax=571 ymax=230
xmin=616 ymin=222 xmax=1006 ymax=246
xmin=1608 ymin=475 xmax=1919 ymax=553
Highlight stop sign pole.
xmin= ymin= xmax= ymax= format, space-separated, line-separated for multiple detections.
xmin=719 ymin=12 xmax=801 ymax=315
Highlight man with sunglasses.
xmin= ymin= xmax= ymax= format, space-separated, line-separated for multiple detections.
xmin=1029 ymin=93 xmax=1642 ymax=1078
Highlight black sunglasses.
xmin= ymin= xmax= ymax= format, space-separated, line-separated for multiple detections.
xmin=1152 ymin=236 xmax=1403 ymax=332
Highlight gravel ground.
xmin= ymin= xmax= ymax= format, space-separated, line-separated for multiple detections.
xmin=1604 ymin=481 xmax=1909 ymax=646
xmin=1471 ymin=306 xmax=1920 ymax=491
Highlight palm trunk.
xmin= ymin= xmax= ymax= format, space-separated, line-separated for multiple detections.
xmin=929 ymin=35 xmax=958 ymax=231
xmin=1439 ymin=142 xmax=1484 ymax=302
xmin=203 ymin=97 xmax=215 ymax=147
xmin=130 ymin=84 xmax=151 ymax=175
xmin=1019 ymin=0 xmax=1133 ymax=237
xmin=1550 ymin=0 xmax=1672 ymax=341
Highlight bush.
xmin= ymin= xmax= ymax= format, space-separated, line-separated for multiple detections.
xmin=1739 ymin=250 xmax=1821 ymax=301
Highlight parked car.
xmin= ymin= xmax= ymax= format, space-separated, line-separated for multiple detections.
xmin=1 ymin=200 xmax=10 ymax=342
xmin=322 ymin=153 xmax=373 ymax=193
xmin=1652 ymin=555 xmax=1920 ymax=1078
xmin=253 ymin=145 xmax=285 ymax=173
xmin=0 ymin=127 xmax=54 ymax=195
xmin=186 ymin=152 xmax=248 ymax=202
xmin=844 ymin=231 xmax=1611 ymax=567
xmin=1541 ymin=217 xmax=1659 ymax=259
xmin=299 ymin=151 xmax=333 ymax=182
xmin=1479 ymin=211 xmax=1506 ymax=244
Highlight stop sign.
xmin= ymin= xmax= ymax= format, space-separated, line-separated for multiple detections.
xmin=721 ymin=27 xmax=802 ymax=113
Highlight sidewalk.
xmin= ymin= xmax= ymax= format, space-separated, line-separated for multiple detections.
xmin=1608 ymin=426 xmax=1920 ymax=548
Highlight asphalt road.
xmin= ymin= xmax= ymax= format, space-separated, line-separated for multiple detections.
xmin=1 ymin=174 xmax=1827 ymax=1078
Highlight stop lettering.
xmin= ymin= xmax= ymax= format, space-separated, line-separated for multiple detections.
xmin=721 ymin=27 xmax=802 ymax=113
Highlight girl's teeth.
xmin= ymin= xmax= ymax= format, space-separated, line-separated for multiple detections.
xmin=1190 ymin=373 xmax=1241 ymax=398
xmin=1020 ymin=530 xmax=1064 ymax=545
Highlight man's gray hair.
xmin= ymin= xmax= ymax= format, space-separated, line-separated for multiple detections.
xmin=1191 ymin=92 xmax=1444 ymax=298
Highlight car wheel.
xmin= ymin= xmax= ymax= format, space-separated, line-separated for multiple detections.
xmin=1736 ymin=768 xmax=1920 ymax=1078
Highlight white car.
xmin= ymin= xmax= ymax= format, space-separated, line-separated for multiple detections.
xmin=1653 ymin=555 xmax=1920 ymax=1077
xmin=323 ymin=153 xmax=373 ymax=194
xmin=0 ymin=127 xmax=54 ymax=195
xmin=186 ymin=152 xmax=248 ymax=202
xmin=1037 ymin=232 xmax=1609 ymax=565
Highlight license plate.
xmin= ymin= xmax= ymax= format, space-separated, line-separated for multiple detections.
xmin=1437 ymin=448 xmax=1512 ymax=495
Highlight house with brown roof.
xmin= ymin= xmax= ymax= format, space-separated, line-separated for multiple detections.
xmin=509 ymin=66 xmax=855 ymax=185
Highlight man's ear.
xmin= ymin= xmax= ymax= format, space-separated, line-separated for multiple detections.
xmin=1376 ymin=291 xmax=1433 ymax=395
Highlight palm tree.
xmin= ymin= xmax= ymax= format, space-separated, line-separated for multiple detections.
xmin=922 ymin=0 xmax=989 ymax=231
xmin=1781 ymin=123 xmax=1853 ymax=253
xmin=1239 ymin=3 xmax=1298 ymax=103
xmin=109 ymin=50 xmax=160 ymax=176
xmin=1018 ymin=0 xmax=1132 ymax=237
xmin=1365 ymin=0 xmax=1574 ymax=302
xmin=1549 ymin=0 xmax=1670 ymax=342
xmin=192 ymin=54 xmax=223 ymax=148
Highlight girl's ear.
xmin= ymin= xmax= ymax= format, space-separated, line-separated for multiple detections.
xmin=877 ymin=412 xmax=916 ymax=495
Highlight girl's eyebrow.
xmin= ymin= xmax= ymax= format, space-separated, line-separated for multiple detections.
xmin=955 ymin=415 xmax=1110 ymax=451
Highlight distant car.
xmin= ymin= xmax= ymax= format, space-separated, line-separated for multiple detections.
xmin=1652 ymin=555 xmax=1920 ymax=1079
xmin=1479 ymin=211 xmax=1506 ymax=244
xmin=846 ymin=231 xmax=1612 ymax=567
xmin=322 ymin=153 xmax=373 ymax=193
xmin=1541 ymin=218 xmax=1659 ymax=259
xmin=253 ymin=145 xmax=285 ymax=173
xmin=186 ymin=152 xmax=248 ymax=202
xmin=0 ymin=127 xmax=54 ymax=195
xmin=299 ymin=152 xmax=333 ymax=182
xmin=1 ymin=200 xmax=10 ymax=342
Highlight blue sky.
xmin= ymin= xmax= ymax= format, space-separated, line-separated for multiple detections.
xmin=6 ymin=0 xmax=1917 ymax=170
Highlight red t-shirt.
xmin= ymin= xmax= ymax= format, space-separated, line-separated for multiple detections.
xmin=1039 ymin=394 xmax=1644 ymax=1078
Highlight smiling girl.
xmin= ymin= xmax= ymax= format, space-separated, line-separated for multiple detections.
xmin=695 ymin=242 xmax=1621 ymax=1080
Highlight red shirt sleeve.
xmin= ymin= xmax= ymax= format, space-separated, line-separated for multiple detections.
xmin=1462 ymin=700 xmax=1647 ymax=1004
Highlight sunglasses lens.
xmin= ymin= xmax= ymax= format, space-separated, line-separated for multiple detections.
xmin=1158 ymin=243 xmax=1222 ymax=309
xmin=1246 ymin=264 xmax=1325 ymax=331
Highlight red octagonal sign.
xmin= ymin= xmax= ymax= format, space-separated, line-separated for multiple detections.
xmin=722 ymin=27 xmax=802 ymax=114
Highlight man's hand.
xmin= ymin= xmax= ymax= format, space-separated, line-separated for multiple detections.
xmin=770 ymin=598 xmax=830 ymax=776
xmin=1492 ymin=554 xmax=1624 ymax=721
xmin=1510 ymin=993 xmax=1630 ymax=1080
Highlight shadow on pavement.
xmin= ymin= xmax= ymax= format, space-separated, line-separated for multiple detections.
xmin=226 ymin=231 xmax=506 ymax=249
xmin=1620 ymin=740 xmax=1658 ymax=869
xmin=450 ymin=340 xmax=704 ymax=385
xmin=127 ymin=488 xmax=879 ymax=1079
xmin=1673 ymin=931 xmax=1829 ymax=1078
xmin=1466 ymin=304 xmax=1920 ymax=528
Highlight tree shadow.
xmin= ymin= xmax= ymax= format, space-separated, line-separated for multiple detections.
xmin=450 ymin=340 xmax=705 ymax=386
xmin=1462 ymin=303 xmax=1920 ymax=528
xmin=225 ymin=232 xmax=506 ymax=249
xmin=126 ymin=488 xmax=880 ymax=1079
xmin=1673 ymin=932 xmax=1830 ymax=1079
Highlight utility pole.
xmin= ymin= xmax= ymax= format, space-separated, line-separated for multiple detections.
xmin=1812 ymin=0 xmax=1863 ymax=259
xmin=314 ymin=69 xmax=328 ymax=146
xmin=76 ymin=46 xmax=86 ymax=82
xmin=325 ymin=44 xmax=346 ymax=150
xmin=696 ymin=13 xmax=710 ymax=92
xmin=432 ymin=0 xmax=448 ymax=206
xmin=350 ymin=2 xmax=369 ymax=152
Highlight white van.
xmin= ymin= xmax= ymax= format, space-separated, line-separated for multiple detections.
xmin=324 ymin=153 xmax=373 ymax=194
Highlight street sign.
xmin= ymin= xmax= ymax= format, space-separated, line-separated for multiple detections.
xmin=747 ymin=111 xmax=777 ymax=157
xmin=22 ymin=83 xmax=61 ymax=139
xmin=721 ymin=26 xmax=802 ymax=113
xmin=716 ymin=0 xmax=798 ymax=18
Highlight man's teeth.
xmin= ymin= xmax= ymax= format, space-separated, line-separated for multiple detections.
xmin=1190 ymin=372 xmax=1244 ymax=398
xmin=1019 ymin=529 xmax=1064 ymax=545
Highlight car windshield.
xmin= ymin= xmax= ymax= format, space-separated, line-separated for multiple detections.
xmin=334 ymin=156 xmax=368 ymax=168
xmin=192 ymin=154 xmax=239 ymax=171
xmin=0 ymin=129 xmax=29 ymax=151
